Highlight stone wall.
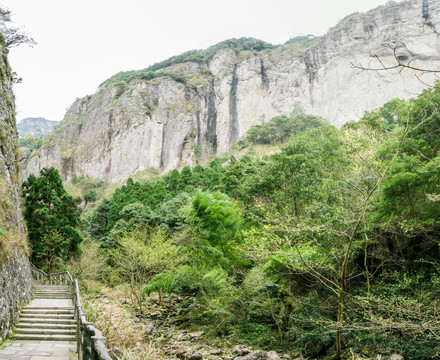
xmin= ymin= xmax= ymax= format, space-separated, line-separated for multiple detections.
xmin=0 ymin=251 xmax=32 ymax=342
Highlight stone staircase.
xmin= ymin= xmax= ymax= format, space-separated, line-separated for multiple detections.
xmin=14 ymin=283 xmax=77 ymax=341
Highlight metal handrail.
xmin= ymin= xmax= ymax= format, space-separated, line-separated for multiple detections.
xmin=30 ymin=263 xmax=112 ymax=360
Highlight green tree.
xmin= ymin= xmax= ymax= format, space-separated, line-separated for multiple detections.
xmin=179 ymin=166 xmax=193 ymax=190
xmin=22 ymin=167 xmax=83 ymax=271
xmin=183 ymin=191 xmax=245 ymax=270
xmin=165 ymin=169 xmax=180 ymax=194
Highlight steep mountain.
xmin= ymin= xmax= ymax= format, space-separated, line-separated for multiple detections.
xmin=24 ymin=0 xmax=440 ymax=183
xmin=17 ymin=117 xmax=58 ymax=138
xmin=0 ymin=32 xmax=33 ymax=342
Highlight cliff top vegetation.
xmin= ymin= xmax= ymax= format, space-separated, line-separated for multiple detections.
xmin=99 ymin=37 xmax=277 ymax=89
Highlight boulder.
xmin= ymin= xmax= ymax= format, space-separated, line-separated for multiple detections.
xmin=390 ymin=355 xmax=404 ymax=360
xmin=184 ymin=351 xmax=204 ymax=360
xmin=143 ymin=323 xmax=154 ymax=336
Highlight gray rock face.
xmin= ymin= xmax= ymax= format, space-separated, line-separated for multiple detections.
xmin=0 ymin=43 xmax=25 ymax=234
xmin=24 ymin=0 xmax=440 ymax=183
xmin=0 ymin=34 xmax=33 ymax=343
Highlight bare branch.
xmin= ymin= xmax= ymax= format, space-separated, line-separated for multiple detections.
xmin=351 ymin=44 xmax=440 ymax=75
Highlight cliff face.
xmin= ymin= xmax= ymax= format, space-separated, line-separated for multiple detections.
xmin=0 ymin=37 xmax=25 ymax=242
xmin=24 ymin=0 xmax=440 ymax=183
xmin=0 ymin=34 xmax=32 ymax=342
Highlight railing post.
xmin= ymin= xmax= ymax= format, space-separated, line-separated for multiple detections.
xmin=83 ymin=323 xmax=95 ymax=360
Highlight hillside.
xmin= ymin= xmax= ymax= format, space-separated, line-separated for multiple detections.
xmin=23 ymin=0 xmax=440 ymax=183
xmin=3 ymin=1 xmax=440 ymax=358
xmin=72 ymin=92 xmax=440 ymax=359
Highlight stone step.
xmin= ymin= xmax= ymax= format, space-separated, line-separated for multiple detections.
xmin=20 ymin=317 xmax=76 ymax=324
xmin=18 ymin=322 xmax=76 ymax=330
xmin=16 ymin=327 xmax=76 ymax=335
xmin=24 ymin=306 xmax=74 ymax=310
xmin=14 ymin=333 xmax=76 ymax=341
xmin=34 ymin=286 xmax=70 ymax=289
xmin=34 ymin=296 xmax=71 ymax=299
xmin=22 ymin=309 xmax=74 ymax=315
xmin=20 ymin=313 xmax=74 ymax=319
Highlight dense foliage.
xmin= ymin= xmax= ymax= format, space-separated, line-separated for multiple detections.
xmin=18 ymin=136 xmax=43 ymax=150
xmin=65 ymin=87 xmax=440 ymax=359
xmin=22 ymin=167 xmax=83 ymax=272
xmin=244 ymin=109 xmax=327 ymax=145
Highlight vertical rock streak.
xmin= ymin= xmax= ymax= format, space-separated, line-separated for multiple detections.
xmin=423 ymin=0 xmax=429 ymax=20
xmin=260 ymin=59 xmax=269 ymax=90
xmin=206 ymin=81 xmax=217 ymax=154
xmin=229 ymin=64 xmax=239 ymax=147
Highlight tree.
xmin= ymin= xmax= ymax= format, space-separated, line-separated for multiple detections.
xmin=0 ymin=7 xmax=35 ymax=48
xmin=110 ymin=227 xmax=181 ymax=312
xmin=22 ymin=167 xmax=83 ymax=271
xmin=183 ymin=191 xmax=245 ymax=270
xmin=39 ymin=229 xmax=70 ymax=274
xmin=179 ymin=166 xmax=193 ymax=190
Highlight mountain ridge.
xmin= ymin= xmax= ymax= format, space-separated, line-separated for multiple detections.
xmin=17 ymin=117 xmax=58 ymax=138
xmin=23 ymin=0 xmax=440 ymax=183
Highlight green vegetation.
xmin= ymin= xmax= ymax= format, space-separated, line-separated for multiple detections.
xmin=0 ymin=179 xmax=28 ymax=261
xmin=18 ymin=136 xmax=43 ymax=150
xmin=67 ymin=174 xmax=108 ymax=207
xmin=284 ymin=35 xmax=320 ymax=56
xmin=33 ymin=86 xmax=440 ymax=358
xmin=243 ymin=108 xmax=327 ymax=145
xmin=99 ymin=38 xmax=276 ymax=88
xmin=22 ymin=167 xmax=83 ymax=272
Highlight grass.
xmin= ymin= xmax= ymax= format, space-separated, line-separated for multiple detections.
xmin=0 ymin=328 xmax=16 ymax=349
xmin=81 ymin=282 xmax=158 ymax=360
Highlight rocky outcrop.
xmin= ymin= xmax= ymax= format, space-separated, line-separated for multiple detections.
xmin=17 ymin=117 xmax=58 ymax=138
xmin=0 ymin=32 xmax=33 ymax=342
xmin=24 ymin=0 xmax=440 ymax=183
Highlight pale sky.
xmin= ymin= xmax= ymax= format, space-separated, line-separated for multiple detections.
xmin=1 ymin=0 xmax=392 ymax=122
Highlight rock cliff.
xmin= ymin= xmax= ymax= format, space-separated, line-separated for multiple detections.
xmin=0 ymin=32 xmax=32 ymax=342
xmin=24 ymin=0 xmax=440 ymax=183
xmin=0 ymin=36 xmax=25 ymax=245
xmin=17 ymin=117 xmax=58 ymax=138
